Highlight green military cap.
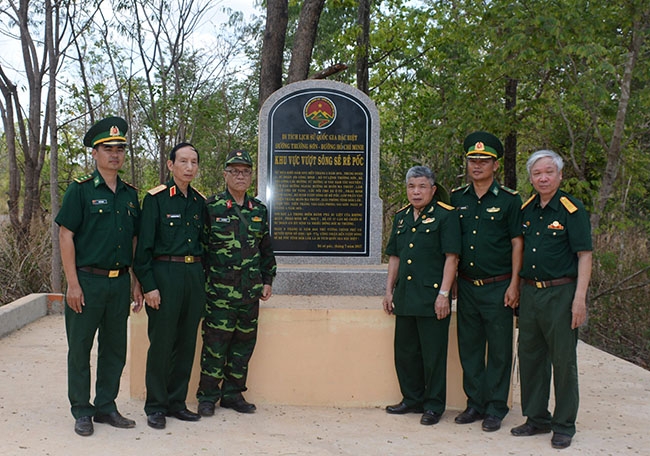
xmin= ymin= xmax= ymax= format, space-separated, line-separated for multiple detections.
xmin=83 ymin=116 xmax=128 ymax=148
xmin=225 ymin=149 xmax=253 ymax=167
xmin=463 ymin=131 xmax=503 ymax=159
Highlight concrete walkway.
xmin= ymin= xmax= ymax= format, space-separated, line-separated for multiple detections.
xmin=1 ymin=314 xmax=648 ymax=455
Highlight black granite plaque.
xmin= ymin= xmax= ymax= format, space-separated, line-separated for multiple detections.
xmin=266 ymin=89 xmax=371 ymax=256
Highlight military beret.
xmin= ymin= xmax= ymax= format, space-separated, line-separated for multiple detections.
xmin=463 ymin=131 xmax=503 ymax=159
xmin=225 ymin=149 xmax=253 ymax=167
xmin=83 ymin=116 xmax=128 ymax=148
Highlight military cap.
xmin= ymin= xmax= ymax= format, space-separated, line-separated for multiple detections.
xmin=83 ymin=116 xmax=128 ymax=148
xmin=463 ymin=131 xmax=503 ymax=159
xmin=225 ymin=149 xmax=253 ymax=167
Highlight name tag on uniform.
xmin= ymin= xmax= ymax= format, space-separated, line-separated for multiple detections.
xmin=166 ymin=214 xmax=181 ymax=219
xmin=92 ymin=199 xmax=108 ymax=205
xmin=215 ymin=217 xmax=230 ymax=223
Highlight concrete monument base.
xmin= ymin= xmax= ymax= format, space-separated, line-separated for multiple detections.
xmin=128 ymin=294 xmax=472 ymax=409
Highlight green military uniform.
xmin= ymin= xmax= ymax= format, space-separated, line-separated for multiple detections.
xmin=197 ymin=189 xmax=277 ymax=404
xmin=133 ymin=180 xmax=205 ymax=416
xmin=385 ymin=199 xmax=461 ymax=413
xmin=55 ymin=169 xmax=140 ymax=419
xmin=519 ymin=189 xmax=592 ymax=437
xmin=451 ymin=180 xmax=522 ymax=419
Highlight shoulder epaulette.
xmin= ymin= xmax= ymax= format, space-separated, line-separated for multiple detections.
xmin=73 ymin=174 xmax=93 ymax=184
xmin=206 ymin=194 xmax=218 ymax=204
xmin=123 ymin=180 xmax=138 ymax=191
xmin=396 ymin=203 xmax=411 ymax=214
xmin=500 ymin=184 xmax=519 ymax=195
xmin=147 ymin=184 xmax=167 ymax=195
xmin=436 ymin=201 xmax=454 ymax=211
xmin=521 ymin=194 xmax=536 ymax=210
xmin=451 ymin=184 xmax=469 ymax=193
xmin=560 ymin=196 xmax=578 ymax=214
xmin=194 ymin=189 xmax=206 ymax=200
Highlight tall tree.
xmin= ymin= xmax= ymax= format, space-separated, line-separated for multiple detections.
xmin=259 ymin=0 xmax=288 ymax=105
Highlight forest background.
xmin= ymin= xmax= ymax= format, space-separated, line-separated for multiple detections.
xmin=0 ymin=0 xmax=649 ymax=369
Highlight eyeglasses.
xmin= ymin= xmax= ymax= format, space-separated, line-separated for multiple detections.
xmin=225 ymin=168 xmax=253 ymax=177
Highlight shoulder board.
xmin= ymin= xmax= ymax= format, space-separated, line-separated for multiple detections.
xmin=451 ymin=184 xmax=469 ymax=193
xmin=521 ymin=194 xmax=536 ymax=210
xmin=396 ymin=203 xmax=411 ymax=214
xmin=436 ymin=201 xmax=454 ymax=211
xmin=206 ymin=195 xmax=219 ymax=204
xmin=500 ymin=184 xmax=518 ymax=195
xmin=560 ymin=196 xmax=578 ymax=214
xmin=251 ymin=196 xmax=263 ymax=205
xmin=123 ymin=180 xmax=138 ymax=191
xmin=147 ymin=184 xmax=167 ymax=195
xmin=194 ymin=189 xmax=206 ymax=200
xmin=73 ymin=174 xmax=93 ymax=184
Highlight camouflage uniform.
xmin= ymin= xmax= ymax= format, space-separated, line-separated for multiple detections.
xmin=197 ymin=189 xmax=276 ymax=404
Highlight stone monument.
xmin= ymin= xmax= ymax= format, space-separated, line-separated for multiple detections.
xmin=258 ymin=80 xmax=386 ymax=295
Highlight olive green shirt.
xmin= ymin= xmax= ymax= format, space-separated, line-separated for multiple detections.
xmin=520 ymin=190 xmax=592 ymax=280
xmin=451 ymin=180 xmax=522 ymax=278
xmin=55 ymin=170 xmax=140 ymax=270
xmin=385 ymin=200 xmax=461 ymax=317
xmin=133 ymin=180 xmax=206 ymax=293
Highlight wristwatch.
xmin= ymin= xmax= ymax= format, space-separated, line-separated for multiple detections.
xmin=439 ymin=290 xmax=450 ymax=298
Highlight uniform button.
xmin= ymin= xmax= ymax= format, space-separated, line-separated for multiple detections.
xmin=490 ymin=216 xmax=495 ymax=220
xmin=426 ymin=229 xmax=430 ymax=233
xmin=470 ymin=245 xmax=474 ymax=250
xmin=188 ymin=239 xmax=192 ymax=243
xmin=475 ymin=215 xmax=479 ymax=220
xmin=472 ymin=230 xmax=477 ymax=234
xmin=434 ymin=283 xmax=439 ymax=288
xmin=412 ymin=227 xmax=416 ymax=232
xmin=407 ymin=276 xmax=412 ymax=280
xmin=170 ymin=222 xmax=174 ymax=226
xmin=470 ymin=262 xmax=474 ymax=266
xmin=407 ymin=259 xmax=412 ymax=264
xmin=536 ymin=232 xmax=540 ymax=235
xmin=409 ymin=243 xmax=414 ymax=248
xmin=532 ymin=248 xmax=536 ymax=252
xmin=99 ymin=209 xmax=103 ymax=213
xmin=532 ymin=265 xmax=536 ymax=269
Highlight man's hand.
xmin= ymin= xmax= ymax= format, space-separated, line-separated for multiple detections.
xmin=66 ymin=282 xmax=84 ymax=314
xmin=144 ymin=289 xmax=161 ymax=310
xmin=260 ymin=284 xmax=273 ymax=301
xmin=382 ymin=293 xmax=394 ymax=315
xmin=435 ymin=294 xmax=450 ymax=320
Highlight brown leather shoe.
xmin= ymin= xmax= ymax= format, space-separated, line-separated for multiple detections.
xmin=94 ymin=411 xmax=136 ymax=428
xmin=510 ymin=422 xmax=551 ymax=436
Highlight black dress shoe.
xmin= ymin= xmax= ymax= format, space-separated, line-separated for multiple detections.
xmin=510 ymin=422 xmax=551 ymax=436
xmin=74 ymin=416 xmax=94 ymax=436
xmin=386 ymin=401 xmax=424 ymax=415
xmin=551 ymin=432 xmax=572 ymax=449
xmin=481 ymin=415 xmax=502 ymax=432
xmin=221 ymin=395 xmax=256 ymax=414
xmin=168 ymin=408 xmax=201 ymax=421
xmin=94 ymin=411 xmax=136 ymax=429
xmin=198 ymin=402 xmax=215 ymax=417
xmin=147 ymin=412 xmax=166 ymax=429
xmin=420 ymin=410 xmax=442 ymax=425
xmin=454 ymin=407 xmax=485 ymax=424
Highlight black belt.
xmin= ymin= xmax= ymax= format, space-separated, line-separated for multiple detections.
xmin=523 ymin=277 xmax=576 ymax=289
xmin=459 ymin=273 xmax=512 ymax=287
xmin=154 ymin=255 xmax=202 ymax=264
xmin=78 ymin=266 xmax=129 ymax=278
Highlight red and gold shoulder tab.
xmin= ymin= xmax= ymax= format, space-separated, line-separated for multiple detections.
xmin=147 ymin=184 xmax=167 ymax=195
xmin=521 ymin=194 xmax=536 ymax=210
xmin=500 ymin=184 xmax=518 ymax=195
xmin=436 ymin=201 xmax=454 ymax=211
xmin=560 ymin=196 xmax=578 ymax=214
xmin=73 ymin=174 xmax=93 ymax=184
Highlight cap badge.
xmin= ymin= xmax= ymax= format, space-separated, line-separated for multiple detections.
xmin=475 ymin=141 xmax=485 ymax=151
xmin=110 ymin=125 xmax=120 ymax=136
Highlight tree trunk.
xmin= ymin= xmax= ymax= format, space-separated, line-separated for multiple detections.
xmin=591 ymin=16 xmax=646 ymax=230
xmin=504 ymin=77 xmax=518 ymax=190
xmin=259 ymin=0 xmax=289 ymax=106
xmin=356 ymin=0 xmax=370 ymax=94
xmin=287 ymin=0 xmax=326 ymax=84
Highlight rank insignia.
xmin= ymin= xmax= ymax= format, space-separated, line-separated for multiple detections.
xmin=252 ymin=216 xmax=262 ymax=222
xmin=548 ymin=221 xmax=564 ymax=230
xmin=486 ymin=207 xmax=501 ymax=213
xmin=215 ymin=217 xmax=230 ymax=223
xmin=92 ymin=199 xmax=108 ymax=205
xmin=422 ymin=218 xmax=435 ymax=224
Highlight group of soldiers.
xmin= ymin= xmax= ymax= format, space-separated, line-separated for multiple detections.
xmin=57 ymin=116 xmax=591 ymax=450
xmin=56 ymin=117 xmax=276 ymax=437
xmin=383 ymin=131 xmax=592 ymax=450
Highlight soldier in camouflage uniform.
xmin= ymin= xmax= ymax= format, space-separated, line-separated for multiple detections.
xmin=197 ymin=149 xmax=276 ymax=416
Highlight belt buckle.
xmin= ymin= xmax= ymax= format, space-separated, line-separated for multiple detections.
xmin=473 ymin=279 xmax=484 ymax=287
xmin=535 ymin=281 xmax=544 ymax=289
xmin=184 ymin=255 xmax=194 ymax=264
xmin=108 ymin=269 xmax=120 ymax=278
